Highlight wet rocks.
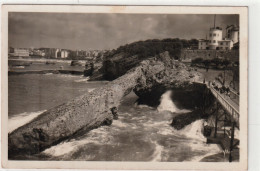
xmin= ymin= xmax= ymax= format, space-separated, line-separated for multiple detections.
xmin=171 ymin=110 xmax=203 ymax=130
xmin=102 ymin=54 xmax=140 ymax=80
xmin=133 ymin=51 xmax=202 ymax=106
xmin=70 ymin=60 xmax=83 ymax=66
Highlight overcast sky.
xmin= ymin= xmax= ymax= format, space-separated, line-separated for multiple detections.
xmin=8 ymin=13 xmax=238 ymax=50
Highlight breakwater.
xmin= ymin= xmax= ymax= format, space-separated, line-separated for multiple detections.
xmin=8 ymin=70 xmax=84 ymax=76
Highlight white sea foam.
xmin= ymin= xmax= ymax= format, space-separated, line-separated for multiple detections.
xmin=174 ymin=119 xmax=222 ymax=162
xmin=157 ymin=90 xmax=177 ymax=113
xmin=44 ymin=73 xmax=53 ymax=75
xmin=150 ymin=140 xmax=164 ymax=162
xmin=8 ymin=110 xmax=46 ymax=133
xmin=43 ymin=126 xmax=114 ymax=157
xmin=178 ymin=119 xmax=206 ymax=141
xmin=12 ymin=66 xmax=25 ymax=69
xmin=190 ymin=143 xmax=222 ymax=162
xmin=112 ymin=119 xmax=128 ymax=128
xmin=59 ymin=74 xmax=81 ymax=78
xmin=74 ymin=77 xmax=90 ymax=83
xmin=88 ymin=88 xmax=95 ymax=93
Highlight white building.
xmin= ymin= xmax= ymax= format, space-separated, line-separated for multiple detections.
xmin=226 ymin=25 xmax=239 ymax=44
xmin=61 ymin=50 xmax=69 ymax=58
xmin=218 ymin=39 xmax=234 ymax=50
xmin=208 ymin=27 xmax=223 ymax=49
xmin=198 ymin=39 xmax=209 ymax=50
xmin=10 ymin=48 xmax=30 ymax=57
xmin=198 ymin=25 xmax=239 ymax=50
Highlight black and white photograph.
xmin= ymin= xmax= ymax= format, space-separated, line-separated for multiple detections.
xmin=1 ymin=5 xmax=248 ymax=170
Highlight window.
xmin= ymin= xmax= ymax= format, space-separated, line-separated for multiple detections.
xmin=213 ymin=34 xmax=216 ymax=37
xmin=201 ymin=42 xmax=203 ymax=45
xmin=213 ymin=40 xmax=216 ymax=43
xmin=209 ymin=34 xmax=212 ymax=37
xmin=226 ymin=42 xmax=228 ymax=45
xmin=220 ymin=42 xmax=223 ymax=45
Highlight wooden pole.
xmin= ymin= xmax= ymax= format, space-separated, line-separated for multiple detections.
xmin=214 ymin=108 xmax=218 ymax=138
xmin=229 ymin=122 xmax=235 ymax=162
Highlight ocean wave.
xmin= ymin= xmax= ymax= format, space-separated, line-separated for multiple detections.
xmin=59 ymin=74 xmax=83 ymax=78
xmin=74 ymin=77 xmax=90 ymax=83
xmin=43 ymin=126 xmax=114 ymax=157
xmin=150 ymin=140 xmax=164 ymax=162
xmin=44 ymin=73 xmax=53 ymax=75
xmin=177 ymin=119 xmax=206 ymax=141
xmin=157 ymin=90 xmax=177 ymax=113
xmin=88 ymin=88 xmax=95 ymax=93
xmin=8 ymin=110 xmax=46 ymax=133
xmin=174 ymin=119 xmax=222 ymax=162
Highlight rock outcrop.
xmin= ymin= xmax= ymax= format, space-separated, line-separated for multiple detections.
xmin=102 ymin=53 xmax=140 ymax=80
xmin=8 ymin=57 xmax=161 ymax=158
xmin=70 ymin=60 xmax=83 ymax=66
xmin=8 ymin=51 xmax=203 ymax=158
xmin=134 ymin=51 xmax=202 ymax=107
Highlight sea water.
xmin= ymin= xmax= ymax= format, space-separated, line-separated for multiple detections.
xmin=8 ymin=74 xmax=222 ymax=161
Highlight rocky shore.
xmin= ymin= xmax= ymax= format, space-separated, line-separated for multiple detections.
xmin=9 ymin=51 xmax=206 ymax=158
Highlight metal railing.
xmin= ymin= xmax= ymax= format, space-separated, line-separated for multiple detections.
xmin=209 ymin=85 xmax=239 ymax=123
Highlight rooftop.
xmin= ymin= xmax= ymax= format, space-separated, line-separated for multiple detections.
xmin=210 ymin=26 xmax=222 ymax=31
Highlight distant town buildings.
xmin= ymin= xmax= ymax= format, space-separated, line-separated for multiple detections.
xmin=9 ymin=48 xmax=30 ymax=57
xmin=8 ymin=46 xmax=108 ymax=60
xmin=198 ymin=16 xmax=239 ymax=50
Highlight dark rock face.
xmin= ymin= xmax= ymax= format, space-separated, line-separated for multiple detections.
xmin=171 ymin=88 xmax=218 ymax=130
xmin=102 ymin=53 xmax=141 ymax=80
xmin=171 ymin=110 xmax=203 ymax=130
xmin=133 ymin=51 xmax=202 ymax=107
xmin=70 ymin=60 xmax=83 ymax=66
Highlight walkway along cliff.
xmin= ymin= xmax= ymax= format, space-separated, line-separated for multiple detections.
xmin=9 ymin=52 xmax=228 ymax=158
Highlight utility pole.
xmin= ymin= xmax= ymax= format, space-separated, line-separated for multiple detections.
xmin=214 ymin=14 xmax=216 ymax=28
xmin=229 ymin=122 xmax=235 ymax=162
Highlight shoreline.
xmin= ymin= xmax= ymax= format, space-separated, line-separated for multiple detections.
xmin=8 ymin=70 xmax=84 ymax=76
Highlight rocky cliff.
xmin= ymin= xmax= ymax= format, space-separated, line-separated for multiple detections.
xmin=8 ymin=51 xmax=203 ymax=158
xmin=134 ymin=52 xmax=202 ymax=107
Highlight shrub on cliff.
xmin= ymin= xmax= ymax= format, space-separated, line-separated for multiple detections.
xmin=103 ymin=38 xmax=199 ymax=61
xmin=102 ymin=38 xmax=199 ymax=80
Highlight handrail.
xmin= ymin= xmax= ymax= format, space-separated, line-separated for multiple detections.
xmin=193 ymin=81 xmax=239 ymax=119
xmin=229 ymin=88 xmax=239 ymax=97
xmin=210 ymin=86 xmax=239 ymax=114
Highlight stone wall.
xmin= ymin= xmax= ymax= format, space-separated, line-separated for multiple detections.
xmin=180 ymin=49 xmax=239 ymax=62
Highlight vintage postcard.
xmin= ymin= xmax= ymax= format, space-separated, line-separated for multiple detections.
xmin=1 ymin=5 xmax=248 ymax=170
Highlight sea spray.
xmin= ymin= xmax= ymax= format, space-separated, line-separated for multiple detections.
xmin=157 ymin=90 xmax=177 ymax=113
xmin=178 ymin=119 xmax=206 ymax=141
xmin=157 ymin=90 xmax=191 ymax=114
xmin=8 ymin=110 xmax=46 ymax=133
xmin=74 ymin=77 xmax=90 ymax=83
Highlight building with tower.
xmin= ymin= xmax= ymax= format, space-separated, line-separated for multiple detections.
xmin=198 ymin=15 xmax=239 ymax=50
